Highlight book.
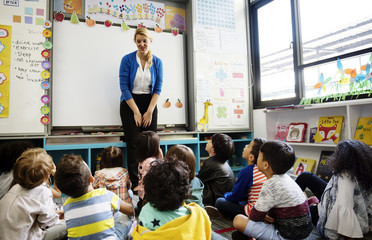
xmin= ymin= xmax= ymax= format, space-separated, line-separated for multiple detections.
xmin=275 ymin=125 xmax=289 ymax=142
xmin=316 ymin=151 xmax=334 ymax=182
xmin=309 ymin=127 xmax=317 ymax=143
xmin=314 ymin=116 xmax=344 ymax=144
xmin=354 ymin=117 xmax=372 ymax=145
xmin=293 ymin=157 xmax=316 ymax=176
xmin=286 ymin=122 xmax=308 ymax=142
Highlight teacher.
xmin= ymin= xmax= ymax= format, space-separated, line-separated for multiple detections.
xmin=119 ymin=28 xmax=163 ymax=190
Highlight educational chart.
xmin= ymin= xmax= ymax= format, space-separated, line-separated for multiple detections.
xmin=196 ymin=0 xmax=235 ymax=29
xmin=84 ymin=0 xmax=165 ymax=29
xmin=0 ymin=0 xmax=47 ymax=135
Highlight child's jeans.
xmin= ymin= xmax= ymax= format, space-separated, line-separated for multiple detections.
xmin=215 ymin=197 xmax=245 ymax=218
xmin=43 ymin=220 xmax=67 ymax=240
xmin=114 ymin=212 xmax=132 ymax=240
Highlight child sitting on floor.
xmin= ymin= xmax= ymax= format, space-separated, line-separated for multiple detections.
xmin=233 ymin=141 xmax=313 ymax=240
xmin=0 ymin=148 xmax=67 ymax=240
xmin=93 ymin=146 xmax=132 ymax=204
xmin=197 ymin=133 xmax=235 ymax=207
xmin=211 ymin=137 xmax=267 ymax=218
xmin=132 ymin=159 xmax=211 ymax=240
xmin=55 ymin=154 xmax=134 ymax=240
xmin=165 ymin=144 xmax=204 ymax=207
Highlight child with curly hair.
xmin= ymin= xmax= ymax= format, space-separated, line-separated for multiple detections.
xmin=165 ymin=144 xmax=204 ymax=207
xmin=132 ymin=159 xmax=211 ymax=239
xmin=296 ymin=139 xmax=372 ymax=239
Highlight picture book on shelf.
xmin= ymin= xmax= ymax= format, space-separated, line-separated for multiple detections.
xmin=314 ymin=116 xmax=343 ymax=144
xmin=275 ymin=125 xmax=289 ymax=142
xmin=293 ymin=157 xmax=316 ymax=176
xmin=354 ymin=117 xmax=372 ymax=145
xmin=286 ymin=122 xmax=307 ymax=143
xmin=316 ymin=151 xmax=334 ymax=182
xmin=309 ymin=127 xmax=317 ymax=143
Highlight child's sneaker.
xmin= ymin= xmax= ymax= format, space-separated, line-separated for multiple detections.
xmin=205 ymin=205 xmax=223 ymax=219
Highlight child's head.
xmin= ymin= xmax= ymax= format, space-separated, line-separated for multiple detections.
xmin=100 ymin=146 xmax=123 ymax=169
xmin=258 ymin=141 xmax=295 ymax=174
xmin=144 ymin=159 xmax=190 ymax=211
xmin=207 ymin=133 xmax=234 ymax=163
xmin=135 ymin=131 xmax=162 ymax=163
xmin=330 ymin=140 xmax=372 ymax=193
xmin=165 ymin=145 xmax=196 ymax=181
xmin=0 ymin=140 xmax=34 ymax=173
xmin=242 ymin=137 xmax=267 ymax=164
xmin=55 ymin=154 xmax=91 ymax=198
xmin=13 ymin=148 xmax=54 ymax=189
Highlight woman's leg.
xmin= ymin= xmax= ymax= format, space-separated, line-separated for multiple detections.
xmin=295 ymin=172 xmax=327 ymax=199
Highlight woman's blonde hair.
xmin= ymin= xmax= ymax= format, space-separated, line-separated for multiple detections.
xmin=13 ymin=148 xmax=54 ymax=189
xmin=134 ymin=28 xmax=153 ymax=68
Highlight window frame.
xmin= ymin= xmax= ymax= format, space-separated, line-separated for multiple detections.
xmin=250 ymin=0 xmax=372 ymax=109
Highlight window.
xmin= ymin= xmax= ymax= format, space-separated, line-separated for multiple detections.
xmin=251 ymin=0 xmax=372 ymax=108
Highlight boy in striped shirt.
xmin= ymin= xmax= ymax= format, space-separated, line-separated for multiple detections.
xmin=207 ymin=138 xmax=267 ymax=218
xmin=55 ymin=154 xmax=134 ymax=240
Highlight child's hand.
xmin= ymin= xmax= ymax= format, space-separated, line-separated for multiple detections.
xmin=56 ymin=209 xmax=64 ymax=220
xmin=264 ymin=215 xmax=275 ymax=224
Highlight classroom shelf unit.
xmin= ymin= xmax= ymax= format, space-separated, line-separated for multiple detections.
xmin=42 ymin=131 xmax=253 ymax=175
xmin=264 ymin=98 xmax=372 ymax=169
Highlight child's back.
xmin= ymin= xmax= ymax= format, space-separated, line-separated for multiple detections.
xmin=93 ymin=146 xmax=132 ymax=204
xmin=0 ymin=148 xmax=63 ymax=240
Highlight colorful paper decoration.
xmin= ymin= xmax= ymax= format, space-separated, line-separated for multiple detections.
xmin=42 ymin=29 xmax=52 ymax=38
xmin=41 ymin=70 xmax=50 ymax=79
xmin=43 ymin=20 xmax=52 ymax=28
xmin=70 ymin=12 xmax=80 ymax=24
xmin=41 ymin=60 xmax=51 ymax=69
xmin=40 ymin=106 xmax=50 ymax=114
xmin=43 ymin=41 xmax=52 ymax=49
xmin=41 ymin=81 xmax=50 ymax=90
xmin=40 ymin=116 xmax=50 ymax=124
xmin=41 ymin=49 xmax=50 ymax=58
xmin=121 ymin=21 xmax=130 ymax=31
xmin=41 ymin=95 xmax=50 ymax=103
xmin=54 ymin=11 xmax=65 ymax=22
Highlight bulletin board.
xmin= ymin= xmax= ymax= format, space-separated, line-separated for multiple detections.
xmin=0 ymin=0 xmax=48 ymax=136
xmin=52 ymin=20 xmax=187 ymax=127
xmin=189 ymin=0 xmax=252 ymax=131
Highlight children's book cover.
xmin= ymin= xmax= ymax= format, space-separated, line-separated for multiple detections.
xmin=286 ymin=122 xmax=307 ymax=142
xmin=293 ymin=158 xmax=316 ymax=176
xmin=309 ymin=127 xmax=317 ymax=143
xmin=354 ymin=117 xmax=372 ymax=145
xmin=314 ymin=116 xmax=344 ymax=144
xmin=275 ymin=125 xmax=289 ymax=142
xmin=316 ymin=151 xmax=334 ymax=182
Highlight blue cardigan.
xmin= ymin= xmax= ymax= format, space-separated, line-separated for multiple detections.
xmin=119 ymin=51 xmax=163 ymax=102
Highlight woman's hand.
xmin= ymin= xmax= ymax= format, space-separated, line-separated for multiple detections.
xmin=264 ymin=215 xmax=275 ymax=224
xmin=142 ymin=110 xmax=153 ymax=128
xmin=134 ymin=112 xmax=142 ymax=127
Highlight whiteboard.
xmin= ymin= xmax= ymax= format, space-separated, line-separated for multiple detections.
xmin=0 ymin=0 xmax=47 ymax=136
xmin=52 ymin=20 xmax=186 ymax=127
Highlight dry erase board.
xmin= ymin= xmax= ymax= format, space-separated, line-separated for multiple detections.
xmin=0 ymin=0 xmax=47 ymax=136
xmin=52 ymin=20 xmax=186 ymax=127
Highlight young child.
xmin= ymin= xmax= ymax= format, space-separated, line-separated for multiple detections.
xmin=134 ymin=131 xmax=163 ymax=211
xmin=197 ymin=133 xmax=235 ymax=206
xmin=297 ymin=140 xmax=372 ymax=239
xmin=55 ymin=154 xmax=134 ymax=240
xmin=211 ymin=137 xmax=267 ymax=218
xmin=132 ymin=159 xmax=211 ymax=239
xmin=0 ymin=140 xmax=34 ymax=199
xmin=0 ymin=148 xmax=67 ymax=240
xmin=165 ymin=144 xmax=204 ymax=207
xmin=233 ymin=141 xmax=313 ymax=240
xmin=93 ymin=146 xmax=132 ymax=204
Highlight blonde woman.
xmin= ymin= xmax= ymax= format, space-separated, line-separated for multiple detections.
xmin=119 ymin=28 xmax=163 ymax=190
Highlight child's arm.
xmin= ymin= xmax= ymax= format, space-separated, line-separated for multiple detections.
xmin=50 ymin=184 xmax=62 ymax=198
xmin=224 ymin=166 xmax=253 ymax=203
xmin=119 ymin=201 xmax=134 ymax=217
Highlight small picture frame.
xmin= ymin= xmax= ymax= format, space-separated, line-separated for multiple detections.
xmin=286 ymin=122 xmax=308 ymax=143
